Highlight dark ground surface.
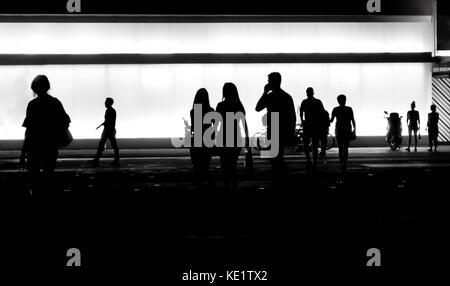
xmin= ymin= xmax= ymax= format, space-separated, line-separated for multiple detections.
xmin=1 ymin=147 xmax=449 ymax=282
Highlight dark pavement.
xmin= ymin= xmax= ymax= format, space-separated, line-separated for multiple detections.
xmin=1 ymin=147 xmax=449 ymax=281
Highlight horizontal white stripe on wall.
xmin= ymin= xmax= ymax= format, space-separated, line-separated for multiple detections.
xmin=0 ymin=22 xmax=433 ymax=54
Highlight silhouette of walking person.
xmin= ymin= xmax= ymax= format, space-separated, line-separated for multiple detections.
xmin=427 ymin=104 xmax=439 ymax=152
xmin=300 ymin=87 xmax=325 ymax=171
xmin=406 ymin=101 xmax=420 ymax=152
xmin=330 ymin=94 xmax=356 ymax=172
xmin=89 ymin=98 xmax=120 ymax=166
xmin=190 ymin=88 xmax=215 ymax=187
xmin=22 ymin=75 xmax=71 ymax=182
xmin=216 ymin=83 xmax=249 ymax=190
xmin=256 ymin=72 xmax=296 ymax=175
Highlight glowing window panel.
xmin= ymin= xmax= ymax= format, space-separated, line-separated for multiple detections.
xmin=0 ymin=63 xmax=431 ymax=140
xmin=0 ymin=22 xmax=432 ymax=54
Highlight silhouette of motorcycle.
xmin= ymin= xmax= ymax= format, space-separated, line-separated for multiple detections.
xmin=384 ymin=111 xmax=403 ymax=150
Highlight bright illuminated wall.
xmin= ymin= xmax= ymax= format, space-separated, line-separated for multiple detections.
xmin=0 ymin=63 xmax=431 ymax=139
xmin=0 ymin=22 xmax=432 ymax=54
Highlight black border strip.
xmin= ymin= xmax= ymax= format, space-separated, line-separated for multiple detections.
xmin=0 ymin=53 xmax=434 ymax=65
xmin=0 ymin=14 xmax=432 ymax=23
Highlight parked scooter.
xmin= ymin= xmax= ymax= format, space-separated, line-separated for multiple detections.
xmin=384 ymin=111 xmax=402 ymax=150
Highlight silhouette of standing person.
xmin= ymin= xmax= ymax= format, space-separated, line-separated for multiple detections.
xmin=256 ymin=72 xmax=296 ymax=174
xmin=90 ymin=98 xmax=120 ymax=166
xmin=190 ymin=88 xmax=215 ymax=187
xmin=216 ymin=83 xmax=249 ymax=190
xmin=22 ymin=75 xmax=71 ymax=177
xmin=427 ymin=104 xmax=439 ymax=152
xmin=300 ymin=87 xmax=325 ymax=170
xmin=330 ymin=94 xmax=356 ymax=172
xmin=406 ymin=101 xmax=420 ymax=152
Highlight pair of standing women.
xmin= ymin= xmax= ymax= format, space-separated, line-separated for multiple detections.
xmin=189 ymin=83 xmax=249 ymax=190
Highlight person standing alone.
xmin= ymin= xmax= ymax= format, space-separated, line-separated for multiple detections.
xmin=90 ymin=97 xmax=120 ymax=166
xmin=406 ymin=101 xmax=420 ymax=152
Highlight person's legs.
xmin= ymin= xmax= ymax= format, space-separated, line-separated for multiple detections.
xmin=230 ymin=149 xmax=240 ymax=189
xmin=109 ymin=131 xmax=120 ymax=164
xmin=407 ymin=128 xmax=412 ymax=151
xmin=190 ymin=148 xmax=201 ymax=185
xmin=311 ymin=136 xmax=319 ymax=169
xmin=303 ymin=134 xmax=312 ymax=167
xmin=320 ymin=134 xmax=327 ymax=157
xmin=272 ymin=143 xmax=287 ymax=179
xmin=343 ymin=140 xmax=349 ymax=164
xmin=428 ymin=132 xmax=433 ymax=151
xmin=413 ymin=129 xmax=418 ymax=151
xmin=202 ymin=150 xmax=213 ymax=184
xmin=433 ymin=133 xmax=438 ymax=151
xmin=42 ymin=148 xmax=58 ymax=174
xmin=94 ymin=130 xmax=108 ymax=161
xmin=220 ymin=149 xmax=231 ymax=189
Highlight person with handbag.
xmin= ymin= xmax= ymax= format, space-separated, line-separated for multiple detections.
xmin=330 ymin=94 xmax=356 ymax=172
xmin=22 ymin=75 xmax=71 ymax=176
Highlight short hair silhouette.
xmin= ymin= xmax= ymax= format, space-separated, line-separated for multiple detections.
xmin=105 ymin=97 xmax=114 ymax=106
xmin=268 ymin=72 xmax=282 ymax=87
xmin=337 ymin=94 xmax=347 ymax=105
xmin=306 ymin=87 xmax=314 ymax=98
xmin=31 ymin=75 xmax=50 ymax=95
xmin=431 ymin=104 xmax=437 ymax=112
xmin=411 ymin=101 xmax=416 ymax=109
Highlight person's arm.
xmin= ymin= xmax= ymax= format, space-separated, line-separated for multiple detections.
xmin=97 ymin=109 xmax=107 ymax=129
xmin=407 ymin=111 xmax=410 ymax=126
xmin=289 ymin=98 xmax=297 ymax=138
xmin=299 ymin=101 xmax=305 ymax=125
xmin=20 ymin=129 xmax=29 ymax=166
xmin=330 ymin=108 xmax=336 ymax=123
xmin=418 ymin=111 xmax=420 ymax=129
xmin=255 ymin=84 xmax=271 ymax=112
xmin=243 ymin=117 xmax=250 ymax=149
xmin=350 ymin=108 xmax=356 ymax=132
xmin=96 ymin=122 xmax=104 ymax=130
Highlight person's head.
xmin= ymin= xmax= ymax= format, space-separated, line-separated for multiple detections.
xmin=431 ymin=104 xmax=437 ymax=112
xmin=306 ymin=87 xmax=314 ymax=99
xmin=222 ymin=82 xmax=240 ymax=103
xmin=411 ymin=101 xmax=416 ymax=110
xmin=31 ymin=75 xmax=50 ymax=96
xmin=105 ymin=97 xmax=114 ymax=108
xmin=268 ymin=72 xmax=282 ymax=90
xmin=337 ymin=94 xmax=347 ymax=106
xmin=193 ymin=88 xmax=210 ymax=109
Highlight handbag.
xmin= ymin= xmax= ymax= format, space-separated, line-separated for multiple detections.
xmin=58 ymin=128 xmax=73 ymax=148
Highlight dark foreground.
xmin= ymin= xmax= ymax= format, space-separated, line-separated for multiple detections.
xmin=1 ymin=147 xmax=449 ymax=282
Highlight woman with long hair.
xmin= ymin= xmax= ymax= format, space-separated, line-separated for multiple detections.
xmin=215 ymin=83 xmax=249 ymax=190
xmin=190 ymin=88 xmax=215 ymax=186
